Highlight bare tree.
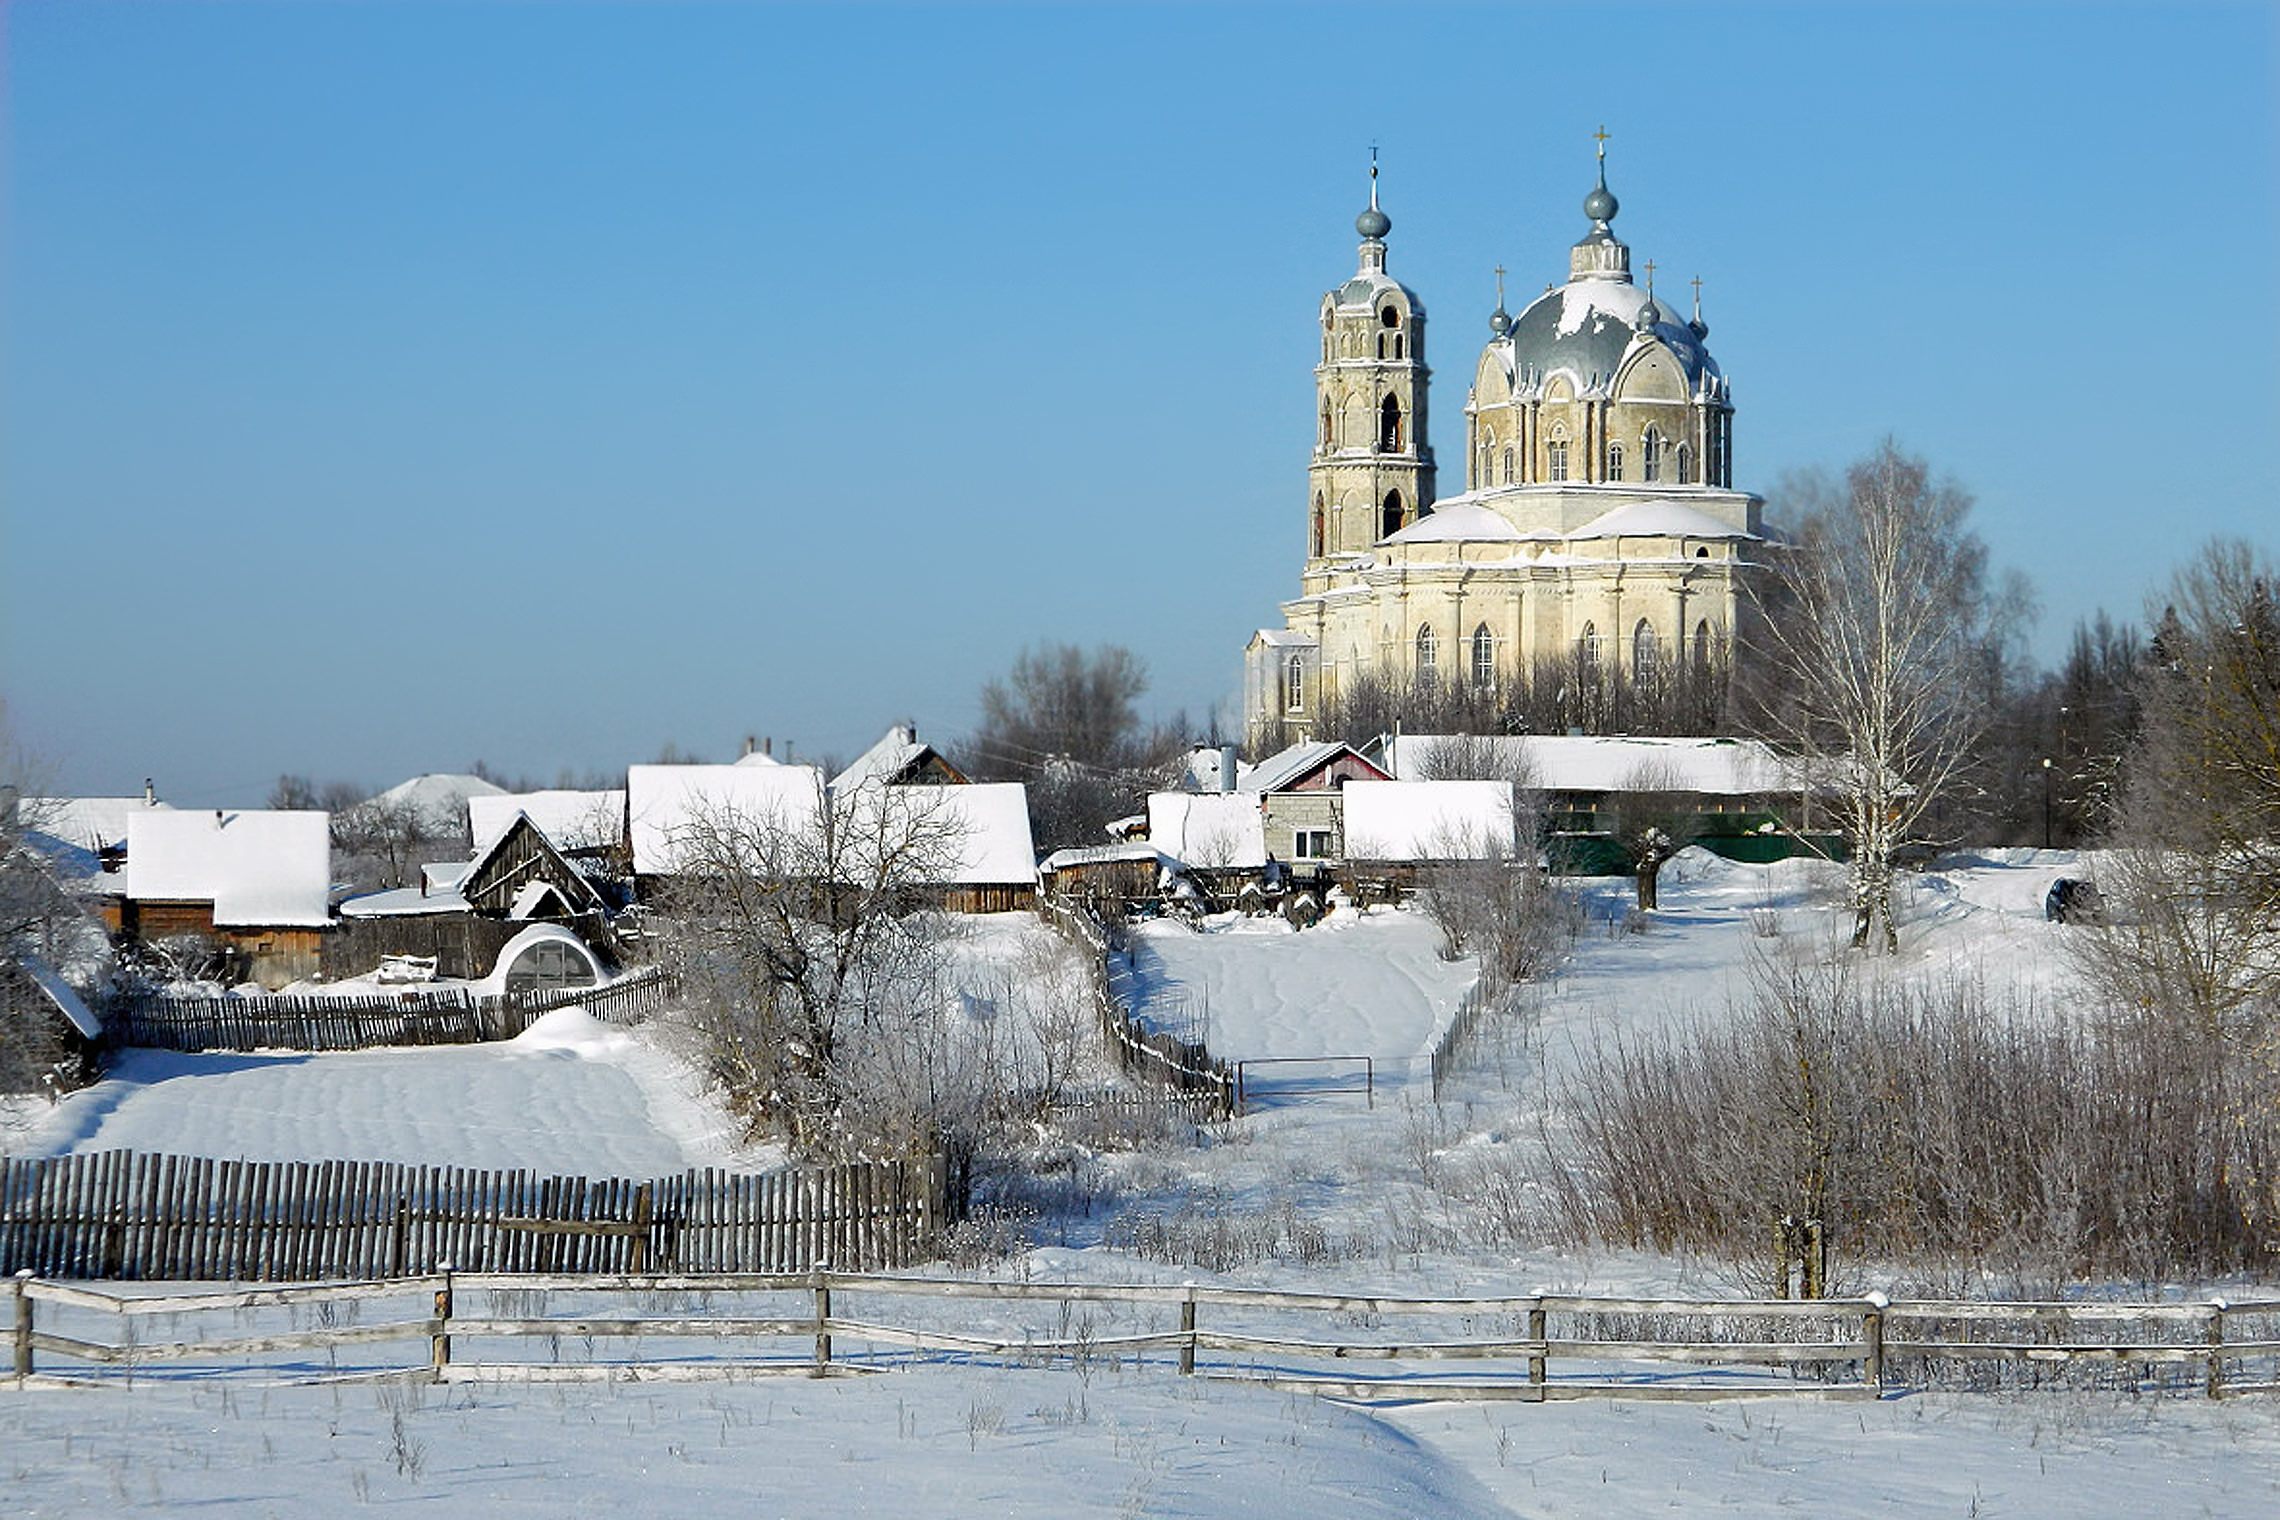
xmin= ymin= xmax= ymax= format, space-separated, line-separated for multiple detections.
xmin=971 ymin=642 xmax=1176 ymax=849
xmin=1753 ymin=441 xmax=2025 ymax=950
xmin=1606 ymin=760 xmax=1703 ymax=910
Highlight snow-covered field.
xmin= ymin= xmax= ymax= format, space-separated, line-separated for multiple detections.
xmin=8 ymin=851 xmax=2279 ymax=1517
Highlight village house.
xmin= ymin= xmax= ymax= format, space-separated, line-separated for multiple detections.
xmin=122 ymin=808 xmax=331 ymax=988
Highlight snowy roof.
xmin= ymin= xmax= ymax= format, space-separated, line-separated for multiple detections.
xmin=422 ymin=860 xmax=475 ymax=894
xmin=25 ymin=795 xmax=171 ymax=854
xmin=468 ymin=790 xmax=625 ymax=854
xmin=1567 ymin=500 xmax=1760 ymax=542
xmin=357 ymin=773 xmax=505 ymax=833
xmin=831 ymin=725 xmax=959 ymax=792
xmin=626 ymin=764 xmax=827 ymax=876
xmin=1039 ymin=841 xmax=1167 ymax=874
xmin=17 ymin=956 xmax=102 ymax=1040
xmin=1340 ymin=781 xmax=1517 ymax=862
xmin=1240 ymin=740 xmax=1382 ymax=795
xmin=1382 ymin=735 xmax=1812 ymax=796
xmin=339 ymin=884 xmax=467 ymax=919
xmin=1145 ymin=793 xmax=1267 ymax=870
xmin=126 ymin=809 xmax=332 ymax=927
xmin=1181 ymin=745 xmax=1252 ymax=792
xmin=1384 ymin=502 xmax=1526 ymax=545
xmin=733 ymin=749 xmax=783 ymax=767
xmin=1248 ymin=628 xmax=1317 ymax=649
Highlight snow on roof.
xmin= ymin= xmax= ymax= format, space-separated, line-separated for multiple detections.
xmin=1384 ymin=502 xmax=1526 ymax=545
xmin=923 ymin=783 xmax=1037 ymax=885
xmin=1039 ymin=841 xmax=1166 ymax=873
xmin=733 ymin=748 xmax=783 ymax=767
xmin=1341 ymin=781 xmax=1517 ymax=861
xmin=1181 ymin=745 xmax=1252 ymax=792
xmin=422 ymin=860 xmax=475 ymax=893
xmin=19 ymin=956 xmax=102 ymax=1040
xmin=26 ymin=796 xmax=171 ymax=854
xmin=831 ymin=725 xmax=935 ymax=792
xmin=1145 ymin=792 xmax=1267 ymax=870
xmin=626 ymin=764 xmax=827 ymax=876
xmin=1567 ymin=500 xmax=1759 ymax=542
xmin=468 ymin=790 xmax=625 ymax=854
xmin=1241 ymin=740 xmax=1349 ymax=794
xmin=339 ymin=884 xmax=467 ymax=919
xmin=1383 ymin=735 xmax=1811 ymax=796
xmin=360 ymin=773 xmax=506 ymax=832
xmin=1249 ymin=628 xmax=1317 ymax=648
xmin=126 ymin=809 xmax=332 ymax=927
xmin=509 ymin=880 xmax=570 ymax=920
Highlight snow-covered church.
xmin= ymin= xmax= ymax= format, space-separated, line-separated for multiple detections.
xmin=1244 ymin=145 xmax=1763 ymax=742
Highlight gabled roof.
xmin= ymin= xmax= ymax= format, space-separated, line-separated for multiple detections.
xmin=834 ymin=780 xmax=1036 ymax=886
xmin=24 ymin=796 xmax=172 ymax=855
xmin=464 ymin=813 xmax=607 ymax=918
xmin=1381 ymin=734 xmax=1812 ymax=796
xmin=626 ymin=764 xmax=828 ymax=876
xmin=9 ymin=956 xmax=102 ymax=1040
xmin=831 ymin=724 xmax=967 ymax=792
xmin=1240 ymin=740 xmax=1388 ymax=795
xmin=1145 ymin=793 xmax=1267 ymax=870
xmin=468 ymin=790 xmax=625 ymax=854
xmin=126 ymin=809 xmax=332 ymax=927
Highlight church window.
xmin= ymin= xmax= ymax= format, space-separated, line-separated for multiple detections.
xmin=1641 ymin=427 xmax=1663 ymax=482
xmin=1502 ymin=447 xmax=1515 ymax=485
xmin=1693 ymin=620 xmax=1716 ymax=681
xmin=1379 ymin=395 xmax=1404 ymax=452
xmin=1320 ymin=401 xmax=1333 ymax=447
xmin=1393 ymin=332 xmax=1405 ymax=359
xmin=1377 ymin=333 xmax=1387 ymax=360
xmin=1471 ymin=624 xmax=1495 ymax=690
xmin=1311 ymin=494 xmax=1326 ymax=557
xmin=1606 ymin=441 xmax=1624 ymax=481
xmin=1285 ymin=653 xmax=1307 ymax=713
xmin=1547 ymin=436 xmax=1569 ymax=482
xmin=1632 ymin=619 xmax=1659 ymax=687
xmin=1381 ymin=490 xmax=1405 ymax=538
xmin=1415 ymin=624 xmax=1437 ymax=685
xmin=1381 ymin=306 xmax=1401 ymax=328
xmin=1577 ymin=621 xmax=1601 ymax=684
xmin=1676 ymin=443 xmax=1693 ymax=484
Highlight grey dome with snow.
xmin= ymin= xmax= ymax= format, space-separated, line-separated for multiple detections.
xmin=1499 ymin=277 xmax=1720 ymax=392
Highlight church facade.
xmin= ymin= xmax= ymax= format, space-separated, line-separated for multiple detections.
xmin=1245 ymin=152 xmax=1763 ymax=743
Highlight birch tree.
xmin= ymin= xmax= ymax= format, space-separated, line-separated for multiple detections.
xmin=1756 ymin=441 xmax=2021 ymax=951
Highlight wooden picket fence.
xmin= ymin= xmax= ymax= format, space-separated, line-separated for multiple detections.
xmin=101 ymin=966 xmax=676 ymax=1054
xmin=0 ymin=1148 xmax=951 ymax=1281
xmin=1039 ymin=896 xmax=1235 ymax=1116
xmin=10 ymin=1272 xmax=2278 ymax=1401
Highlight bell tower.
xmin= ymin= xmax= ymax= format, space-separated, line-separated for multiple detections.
xmin=1308 ymin=153 xmax=1435 ymax=566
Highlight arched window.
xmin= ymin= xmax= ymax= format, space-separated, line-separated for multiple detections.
xmin=1577 ymin=621 xmax=1601 ymax=684
xmin=1547 ymin=430 xmax=1570 ymax=482
xmin=1319 ymin=400 xmax=1333 ymax=447
xmin=1632 ymin=619 xmax=1659 ymax=687
xmin=1379 ymin=395 xmax=1405 ymax=452
xmin=1376 ymin=333 xmax=1387 ymax=360
xmin=1471 ymin=623 xmax=1495 ymax=690
xmin=1380 ymin=490 xmax=1405 ymax=538
xmin=1641 ymin=427 xmax=1663 ymax=482
xmin=1310 ymin=493 xmax=1326 ymax=557
xmin=1477 ymin=431 xmax=1493 ymax=490
xmin=1675 ymin=443 xmax=1693 ymax=485
xmin=1502 ymin=446 xmax=1515 ymax=485
xmin=1415 ymin=624 xmax=1437 ymax=685
xmin=1606 ymin=441 xmax=1624 ymax=481
xmin=1285 ymin=652 xmax=1307 ymax=713
xmin=1693 ymin=620 xmax=1716 ymax=681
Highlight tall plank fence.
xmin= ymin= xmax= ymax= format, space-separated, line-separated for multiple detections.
xmin=101 ymin=966 xmax=676 ymax=1054
xmin=10 ymin=1273 xmax=2277 ymax=1401
xmin=0 ymin=1148 xmax=949 ymax=1281
xmin=1040 ymin=897 xmax=1234 ymax=1117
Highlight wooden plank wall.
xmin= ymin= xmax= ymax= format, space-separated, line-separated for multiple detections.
xmin=0 ymin=1149 xmax=949 ymax=1281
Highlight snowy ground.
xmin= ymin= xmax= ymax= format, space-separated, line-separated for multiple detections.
xmin=8 ymin=852 xmax=2279 ymax=1516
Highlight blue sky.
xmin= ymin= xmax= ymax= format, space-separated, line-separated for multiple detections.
xmin=4 ymin=2 xmax=2274 ymax=803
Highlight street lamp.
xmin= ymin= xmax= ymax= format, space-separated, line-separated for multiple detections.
xmin=2041 ymin=756 xmax=2053 ymax=850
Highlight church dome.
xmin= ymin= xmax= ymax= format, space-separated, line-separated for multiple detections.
xmin=1500 ymin=277 xmax=1719 ymax=393
xmin=1356 ymin=204 xmax=1391 ymax=240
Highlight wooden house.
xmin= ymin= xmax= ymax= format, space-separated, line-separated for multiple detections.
xmin=1238 ymin=740 xmax=1391 ymax=874
xmin=831 ymin=724 xmax=970 ymax=789
xmin=123 ymin=809 xmax=331 ymax=989
xmin=335 ymin=812 xmax=611 ymax=980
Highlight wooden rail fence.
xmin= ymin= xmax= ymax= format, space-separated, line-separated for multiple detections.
xmin=101 ymin=966 xmax=676 ymax=1053
xmin=9 ymin=1273 xmax=2277 ymax=1402
xmin=1040 ymin=897 xmax=1235 ymax=1117
xmin=0 ymin=1149 xmax=949 ymax=1281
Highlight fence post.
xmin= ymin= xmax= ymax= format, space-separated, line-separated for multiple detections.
xmin=630 ymin=1183 xmax=653 ymax=1276
xmin=11 ymin=1271 xmax=32 ymax=1382
xmin=811 ymin=1264 xmax=833 ymax=1377
xmin=1364 ymin=1056 xmax=1374 ymax=1110
xmin=2206 ymin=1297 xmax=2227 ymax=1400
xmin=1861 ymin=1291 xmax=1887 ymax=1395
xmin=1179 ymin=1283 xmax=1197 ymax=1376
xmin=1526 ymin=1295 xmax=1547 ymax=1398
xmin=430 ymin=1262 xmax=454 ymax=1382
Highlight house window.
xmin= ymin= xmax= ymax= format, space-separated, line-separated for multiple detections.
xmin=1293 ymin=829 xmax=1336 ymax=861
xmin=1381 ymin=489 xmax=1405 ymax=538
xmin=1471 ymin=623 xmax=1495 ymax=690
xmin=1641 ymin=427 xmax=1662 ymax=482
xmin=1606 ymin=441 xmax=1624 ymax=481
xmin=1633 ymin=619 xmax=1659 ymax=686
xmin=1285 ymin=652 xmax=1306 ymax=713
xmin=1547 ymin=435 xmax=1569 ymax=482
xmin=1416 ymin=623 xmax=1437 ymax=684
xmin=1379 ymin=394 xmax=1405 ymax=452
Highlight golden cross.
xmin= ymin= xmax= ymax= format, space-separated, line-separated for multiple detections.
xmin=1645 ymin=258 xmax=1656 ymax=291
xmin=1494 ymin=264 xmax=1507 ymax=304
xmin=1594 ymin=125 xmax=1610 ymax=158
xmin=1690 ymin=275 xmax=1703 ymax=314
